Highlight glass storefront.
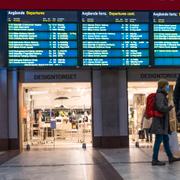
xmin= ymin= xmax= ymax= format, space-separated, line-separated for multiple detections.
xmin=19 ymin=82 xmax=92 ymax=149
xmin=128 ymin=81 xmax=179 ymax=147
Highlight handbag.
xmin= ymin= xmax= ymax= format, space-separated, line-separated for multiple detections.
xmin=169 ymin=131 xmax=179 ymax=153
xmin=138 ymin=129 xmax=145 ymax=139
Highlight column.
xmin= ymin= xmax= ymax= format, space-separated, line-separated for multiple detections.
xmin=0 ymin=69 xmax=8 ymax=150
xmin=92 ymin=69 xmax=128 ymax=148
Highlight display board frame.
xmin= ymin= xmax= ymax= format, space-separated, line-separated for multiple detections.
xmin=81 ymin=11 xmax=150 ymax=67
xmin=2 ymin=10 xmax=180 ymax=68
xmin=7 ymin=10 xmax=79 ymax=68
xmin=6 ymin=10 xmax=152 ymax=68
xmin=0 ymin=11 xmax=7 ymax=67
xmin=152 ymin=11 xmax=180 ymax=67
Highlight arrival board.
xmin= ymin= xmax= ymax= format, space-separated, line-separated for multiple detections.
xmin=8 ymin=11 xmax=78 ymax=66
xmin=153 ymin=11 xmax=180 ymax=66
xmin=82 ymin=11 xmax=150 ymax=66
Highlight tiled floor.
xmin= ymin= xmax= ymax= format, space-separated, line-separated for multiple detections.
xmin=100 ymin=147 xmax=180 ymax=180
xmin=0 ymin=148 xmax=122 ymax=180
xmin=1 ymin=147 xmax=180 ymax=180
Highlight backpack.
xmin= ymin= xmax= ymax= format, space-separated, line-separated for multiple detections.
xmin=145 ymin=93 xmax=163 ymax=119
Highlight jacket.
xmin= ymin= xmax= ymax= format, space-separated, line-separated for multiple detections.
xmin=150 ymin=89 xmax=171 ymax=135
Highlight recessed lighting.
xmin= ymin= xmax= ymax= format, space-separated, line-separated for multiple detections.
xmin=29 ymin=90 xmax=48 ymax=95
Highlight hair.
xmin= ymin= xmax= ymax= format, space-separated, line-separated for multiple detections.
xmin=158 ymin=79 xmax=169 ymax=89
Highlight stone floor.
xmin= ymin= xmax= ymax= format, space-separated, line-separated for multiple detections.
xmin=100 ymin=147 xmax=180 ymax=180
xmin=0 ymin=148 xmax=121 ymax=180
xmin=1 ymin=147 xmax=180 ymax=180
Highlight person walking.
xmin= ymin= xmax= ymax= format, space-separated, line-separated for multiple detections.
xmin=150 ymin=79 xmax=180 ymax=166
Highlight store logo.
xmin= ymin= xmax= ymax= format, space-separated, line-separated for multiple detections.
xmin=140 ymin=73 xmax=179 ymax=79
xmin=33 ymin=74 xmax=77 ymax=80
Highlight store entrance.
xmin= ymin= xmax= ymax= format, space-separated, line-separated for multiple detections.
xmin=128 ymin=81 xmax=176 ymax=148
xmin=19 ymin=82 xmax=92 ymax=149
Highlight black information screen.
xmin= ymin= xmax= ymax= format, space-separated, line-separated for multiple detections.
xmin=0 ymin=11 xmax=6 ymax=67
xmin=153 ymin=11 xmax=180 ymax=66
xmin=8 ymin=11 xmax=78 ymax=67
xmin=82 ymin=11 xmax=149 ymax=66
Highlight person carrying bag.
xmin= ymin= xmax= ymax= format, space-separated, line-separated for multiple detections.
xmin=150 ymin=79 xmax=180 ymax=166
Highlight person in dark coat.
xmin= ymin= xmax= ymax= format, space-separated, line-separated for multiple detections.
xmin=150 ymin=79 xmax=180 ymax=166
xmin=173 ymin=74 xmax=180 ymax=122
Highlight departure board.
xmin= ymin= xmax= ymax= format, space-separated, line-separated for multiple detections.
xmin=8 ymin=11 xmax=78 ymax=67
xmin=153 ymin=12 xmax=180 ymax=66
xmin=82 ymin=11 xmax=149 ymax=66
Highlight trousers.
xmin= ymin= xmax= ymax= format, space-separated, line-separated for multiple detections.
xmin=152 ymin=134 xmax=173 ymax=161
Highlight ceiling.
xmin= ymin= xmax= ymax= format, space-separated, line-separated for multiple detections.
xmin=22 ymin=83 xmax=91 ymax=109
xmin=128 ymin=81 xmax=175 ymax=104
xmin=21 ymin=81 xmax=176 ymax=109
xmin=128 ymin=81 xmax=175 ymax=88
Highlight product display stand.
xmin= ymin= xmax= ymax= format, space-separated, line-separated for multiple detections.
xmin=53 ymin=129 xmax=55 ymax=149
xmin=26 ymin=125 xmax=31 ymax=151
xmin=82 ymin=106 xmax=86 ymax=149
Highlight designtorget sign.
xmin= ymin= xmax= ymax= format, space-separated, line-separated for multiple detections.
xmin=33 ymin=74 xmax=77 ymax=80
xmin=140 ymin=73 xmax=178 ymax=79
xmin=20 ymin=70 xmax=91 ymax=82
xmin=128 ymin=69 xmax=180 ymax=81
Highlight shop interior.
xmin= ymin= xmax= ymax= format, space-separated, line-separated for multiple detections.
xmin=19 ymin=82 xmax=92 ymax=149
xmin=128 ymin=81 xmax=179 ymax=147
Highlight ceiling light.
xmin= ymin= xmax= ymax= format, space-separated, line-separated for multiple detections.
xmin=55 ymin=96 xmax=69 ymax=100
xmin=29 ymin=90 xmax=48 ymax=95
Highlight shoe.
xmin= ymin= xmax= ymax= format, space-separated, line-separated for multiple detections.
xmin=152 ymin=160 xmax=166 ymax=166
xmin=169 ymin=156 xmax=180 ymax=164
